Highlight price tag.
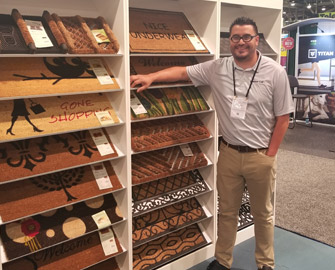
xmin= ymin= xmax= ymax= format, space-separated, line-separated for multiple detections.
xmin=91 ymin=29 xmax=110 ymax=43
xmin=130 ymin=92 xmax=148 ymax=115
xmin=99 ymin=227 xmax=118 ymax=256
xmin=88 ymin=59 xmax=114 ymax=85
xmin=91 ymin=163 xmax=113 ymax=190
xmin=92 ymin=210 xmax=112 ymax=229
xmin=25 ymin=20 xmax=53 ymax=48
xmin=184 ymin=30 xmax=206 ymax=51
xmin=95 ymin=111 xmax=115 ymax=126
xmin=180 ymin=144 xmax=194 ymax=156
xmin=89 ymin=129 xmax=115 ymax=156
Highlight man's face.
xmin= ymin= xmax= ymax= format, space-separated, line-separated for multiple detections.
xmin=230 ymin=24 xmax=259 ymax=62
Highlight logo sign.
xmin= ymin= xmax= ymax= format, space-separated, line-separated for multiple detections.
xmin=282 ymin=37 xmax=294 ymax=50
xmin=318 ymin=11 xmax=335 ymax=18
xmin=308 ymin=49 xmax=317 ymax=58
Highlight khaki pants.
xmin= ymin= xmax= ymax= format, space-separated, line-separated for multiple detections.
xmin=215 ymin=143 xmax=276 ymax=269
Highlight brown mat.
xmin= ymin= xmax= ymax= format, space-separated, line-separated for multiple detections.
xmin=133 ymin=197 xmax=206 ymax=247
xmin=131 ymin=114 xmax=210 ymax=152
xmin=132 ymin=143 xmax=208 ymax=185
xmin=133 ymin=223 xmax=208 ymax=270
xmin=3 ymin=227 xmax=123 ymax=270
xmin=129 ymin=8 xmax=209 ymax=54
xmin=131 ymin=87 xmax=209 ymax=120
xmin=1 ymin=194 xmax=123 ymax=260
xmin=0 ymin=93 xmax=119 ymax=142
xmin=0 ymin=129 xmax=118 ymax=183
xmin=0 ymin=161 xmax=122 ymax=223
xmin=85 ymin=257 xmax=120 ymax=270
xmin=0 ymin=57 xmax=120 ymax=99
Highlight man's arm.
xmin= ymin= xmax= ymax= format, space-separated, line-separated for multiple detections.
xmin=266 ymin=114 xmax=290 ymax=156
xmin=130 ymin=66 xmax=189 ymax=92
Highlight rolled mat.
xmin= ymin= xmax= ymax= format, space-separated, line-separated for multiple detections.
xmin=1 ymin=193 xmax=123 ymax=260
xmin=0 ymin=161 xmax=122 ymax=223
xmin=0 ymin=129 xmax=118 ymax=183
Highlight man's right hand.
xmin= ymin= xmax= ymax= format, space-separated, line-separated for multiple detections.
xmin=130 ymin=74 xmax=154 ymax=92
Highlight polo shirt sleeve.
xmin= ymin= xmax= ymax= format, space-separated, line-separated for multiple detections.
xmin=186 ymin=60 xmax=215 ymax=87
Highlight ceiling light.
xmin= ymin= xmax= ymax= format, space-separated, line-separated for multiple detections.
xmin=307 ymin=3 xmax=312 ymax=9
xmin=322 ymin=6 xmax=326 ymax=11
xmin=290 ymin=1 xmax=295 ymax=6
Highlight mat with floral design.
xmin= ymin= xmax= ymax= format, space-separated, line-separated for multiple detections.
xmin=133 ymin=197 xmax=207 ymax=247
xmin=0 ymin=57 xmax=120 ymax=99
xmin=1 ymin=193 xmax=123 ymax=260
xmin=0 ymin=161 xmax=122 ymax=223
xmin=129 ymin=8 xmax=209 ymax=54
xmin=132 ymin=169 xmax=209 ymax=216
xmin=133 ymin=223 xmax=208 ymax=270
xmin=131 ymin=87 xmax=209 ymax=120
xmin=131 ymin=114 xmax=210 ymax=152
xmin=3 ymin=227 xmax=123 ymax=270
xmin=85 ymin=257 xmax=120 ymax=270
xmin=0 ymin=129 xmax=118 ymax=183
xmin=0 ymin=93 xmax=119 ymax=142
xmin=132 ymin=143 xmax=208 ymax=185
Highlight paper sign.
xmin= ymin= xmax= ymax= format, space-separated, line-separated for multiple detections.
xmin=130 ymin=92 xmax=148 ymax=114
xmin=99 ymin=227 xmax=118 ymax=255
xmin=95 ymin=111 xmax=115 ymax=126
xmin=180 ymin=144 xmax=194 ymax=156
xmin=91 ymin=163 xmax=113 ymax=190
xmin=25 ymin=20 xmax=53 ymax=48
xmin=92 ymin=210 xmax=112 ymax=229
xmin=88 ymin=59 xmax=114 ymax=85
xmin=89 ymin=129 xmax=115 ymax=156
xmin=184 ymin=30 xmax=206 ymax=51
xmin=91 ymin=29 xmax=110 ymax=43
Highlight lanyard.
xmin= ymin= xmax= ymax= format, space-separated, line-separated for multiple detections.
xmin=232 ymin=56 xmax=262 ymax=98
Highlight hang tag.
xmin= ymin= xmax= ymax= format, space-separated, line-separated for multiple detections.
xmin=184 ymin=30 xmax=206 ymax=51
xmin=92 ymin=210 xmax=112 ymax=229
xmin=231 ymin=97 xmax=248 ymax=120
xmin=25 ymin=20 xmax=53 ymax=48
xmin=99 ymin=227 xmax=118 ymax=256
xmin=89 ymin=129 xmax=115 ymax=156
xmin=88 ymin=59 xmax=114 ymax=85
xmin=91 ymin=163 xmax=113 ymax=190
xmin=95 ymin=111 xmax=115 ymax=126
xmin=130 ymin=92 xmax=147 ymax=115
xmin=91 ymin=29 xmax=110 ymax=43
xmin=180 ymin=144 xmax=194 ymax=156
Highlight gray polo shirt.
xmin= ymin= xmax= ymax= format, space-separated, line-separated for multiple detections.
xmin=186 ymin=53 xmax=294 ymax=148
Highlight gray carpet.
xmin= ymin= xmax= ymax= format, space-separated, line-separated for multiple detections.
xmin=275 ymin=124 xmax=335 ymax=247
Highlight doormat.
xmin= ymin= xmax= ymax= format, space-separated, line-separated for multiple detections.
xmin=133 ymin=223 xmax=208 ymax=270
xmin=133 ymin=197 xmax=206 ymax=247
xmin=0 ymin=129 xmax=118 ymax=183
xmin=3 ymin=227 xmax=123 ymax=270
xmin=51 ymin=13 xmax=119 ymax=54
xmin=0 ymin=93 xmax=119 ymax=142
xmin=131 ymin=87 xmax=210 ymax=120
xmin=0 ymin=57 xmax=120 ymax=99
xmin=132 ymin=170 xmax=209 ymax=216
xmin=131 ymin=114 xmax=210 ymax=152
xmin=129 ymin=8 xmax=209 ymax=54
xmin=130 ymin=56 xmax=197 ymax=86
xmin=132 ymin=143 xmax=208 ymax=184
xmin=1 ymin=194 xmax=123 ymax=260
xmin=85 ymin=257 xmax=120 ymax=270
xmin=0 ymin=161 xmax=122 ymax=223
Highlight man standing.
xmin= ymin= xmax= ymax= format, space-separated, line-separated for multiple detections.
xmin=130 ymin=17 xmax=294 ymax=270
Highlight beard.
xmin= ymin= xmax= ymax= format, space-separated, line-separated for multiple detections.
xmin=231 ymin=45 xmax=256 ymax=62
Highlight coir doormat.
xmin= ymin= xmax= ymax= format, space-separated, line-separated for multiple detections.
xmin=85 ymin=257 xmax=120 ymax=270
xmin=133 ymin=197 xmax=207 ymax=247
xmin=0 ymin=161 xmax=122 ymax=223
xmin=129 ymin=8 xmax=209 ymax=54
xmin=131 ymin=87 xmax=210 ymax=120
xmin=133 ymin=223 xmax=208 ymax=270
xmin=3 ymin=227 xmax=123 ymax=270
xmin=132 ymin=143 xmax=208 ymax=185
xmin=0 ymin=129 xmax=118 ymax=183
xmin=132 ymin=169 xmax=209 ymax=216
xmin=1 ymin=194 xmax=123 ymax=260
xmin=0 ymin=57 xmax=120 ymax=99
xmin=131 ymin=114 xmax=210 ymax=152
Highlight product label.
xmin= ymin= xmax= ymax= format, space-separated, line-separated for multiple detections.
xmin=91 ymin=163 xmax=113 ymax=190
xmin=88 ymin=59 xmax=114 ymax=85
xmin=95 ymin=111 xmax=115 ymax=126
xmin=89 ymin=129 xmax=115 ymax=156
xmin=184 ymin=30 xmax=206 ymax=51
xmin=180 ymin=144 xmax=194 ymax=156
xmin=91 ymin=29 xmax=110 ymax=43
xmin=130 ymin=91 xmax=148 ymax=115
xmin=98 ymin=227 xmax=118 ymax=255
xmin=92 ymin=210 xmax=112 ymax=229
xmin=25 ymin=19 xmax=53 ymax=48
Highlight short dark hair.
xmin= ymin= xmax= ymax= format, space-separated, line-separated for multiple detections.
xmin=229 ymin=17 xmax=258 ymax=35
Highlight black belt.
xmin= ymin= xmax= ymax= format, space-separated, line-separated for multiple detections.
xmin=221 ymin=139 xmax=268 ymax=153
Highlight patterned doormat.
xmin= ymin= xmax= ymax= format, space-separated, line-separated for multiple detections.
xmin=132 ymin=169 xmax=209 ymax=216
xmin=131 ymin=114 xmax=210 ymax=152
xmin=133 ymin=223 xmax=208 ymax=270
xmin=1 ymin=194 xmax=123 ymax=260
xmin=132 ymin=143 xmax=208 ymax=185
xmin=0 ymin=129 xmax=118 ymax=183
xmin=0 ymin=57 xmax=119 ymax=99
xmin=0 ymin=93 xmax=119 ymax=142
xmin=85 ymin=257 xmax=120 ymax=270
xmin=133 ymin=197 xmax=207 ymax=247
xmin=3 ymin=227 xmax=123 ymax=270
xmin=131 ymin=87 xmax=210 ymax=120
xmin=129 ymin=8 xmax=209 ymax=54
xmin=0 ymin=161 xmax=122 ymax=223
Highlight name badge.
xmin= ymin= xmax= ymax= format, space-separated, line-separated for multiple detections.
xmin=230 ymin=96 xmax=248 ymax=120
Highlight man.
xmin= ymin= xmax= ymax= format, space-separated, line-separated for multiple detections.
xmin=130 ymin=17 xmax=294 ymax=270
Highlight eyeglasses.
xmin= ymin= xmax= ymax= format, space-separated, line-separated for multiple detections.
xmin=230 ymin=34 xmax=258 ymax=43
